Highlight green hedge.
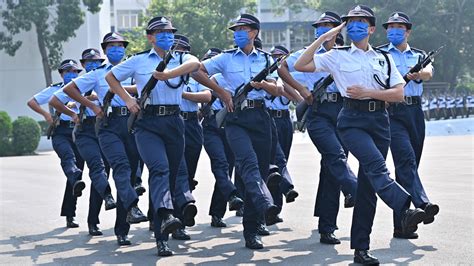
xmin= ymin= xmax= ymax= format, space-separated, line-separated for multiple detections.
xmin=0 ymin=111 xmax=12 ymax=156
xmin=0 ymin=112 xmax=41 ymax=156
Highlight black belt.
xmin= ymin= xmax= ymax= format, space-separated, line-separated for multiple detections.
xmin=144 ymin=105 xmax=180 ymax=116
xmin=343 ymin=98 xmax=386 ymax=112
xmin=180 ymin=111 xmax=198 ymax=120
xmin=110 ymin=106 xmax=130 ymax=116
xmin=82 ymin=116 xmax=96 ymax=124
xmin=59 ymin=120 xmax=75 ymax=128
xmin=320 ymin=92 xmax=343 ymax=103
xmin=268 ymin=109 xmax=290 ymax=118
xmin=240 ymin=99 xmax=265 ymax=110
xmin=404 ymin=96 xmax=421 ymax=105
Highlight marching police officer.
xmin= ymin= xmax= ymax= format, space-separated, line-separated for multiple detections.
xmin=193 ymin=14 xmax=281 ymax=250
xmin=106 ymin=16 xmax=200 ymax=256
xmin=27 ymin=59 xmax=86 ymax=228
xmin=49 ymin=48 xmax=117 ymax=236
xmin=279 ymin=12 xmax=357 ymax=245
xmin=199 ymin=48 xmax=245 ymax=227
xmin=295 ymin=5 xmax=428 ymax=264
xmin=63 ymin=32 xmax=148 ymax=246
xmin=379 ymin=12 xmax=439 ymax=239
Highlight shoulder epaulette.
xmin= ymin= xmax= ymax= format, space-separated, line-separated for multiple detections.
xmin=257 ymin=48 xmax=271 ymax=55
xmin=94 ymin=64 xmax=107 ymax=70
xmin=373 ymin=47 xmax=389 ymax=54
xmin=133 ymin=49 xmax=151 ymax=56
xmin=376 ymin=43 xmax=390 ymax=49
xmin=411 ymin=47 xmax=427 ymax=55
xmin=223 ymin=48 xmax=237 ymax=53
xmin=50 ymin=82 xmax=62 ymax=87
xmin=332 ymin=46 xmax=350 ymax=50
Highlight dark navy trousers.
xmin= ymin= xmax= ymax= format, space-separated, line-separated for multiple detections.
xmin=273 ymin=114 xmax=293 ymax=159
xmin=269 ymin=116 xmax=294 ymax=212
xmin=306 ymin=101 xmax=357 ymax=234
xmin=203 ymin=113 xmax=237 ymax=218
xmin=51 ymin=123 xmax=84 ymax=218
xmin=75 ymin=119 xmax=128 ymax=234
xmin=336 ymin=107 xmax=411 ymax=250
xmin=184 ymin=117 xmax=203 ymax=188
xmin=97 ymin=114 xmax=139 ymax=211
xmin=134 ymin=113 xmax=191 ymax=241
xmin=225 ymin=108 xmax=274 ymax=237
xmin=389 ymin=103 xmax=430 ymax=229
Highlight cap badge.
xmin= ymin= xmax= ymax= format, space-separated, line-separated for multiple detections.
xmin=394 ymin=13 xmax=399 ymax=19
xmin=161 ymin=17 xmax=167 ymax=23
xmin=90 ymin=50 xmax=96 ymax=55
xmin=355 ymin=5 xmax=361 ymax=11
xmin=69 ymin=60 xmax=74 ymax=65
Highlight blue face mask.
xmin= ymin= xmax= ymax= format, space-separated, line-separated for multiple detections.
xmin=387 ymin=28 xmax=406 ymax=46
xmin=63 ymin=72 xmax=78 ymax=84
xmin=106 ymin=46 xmax=125 ymax=63
xmin=315 ymin=26 xmax=331 ymax=38
xmin=84 ymin=61 xmax=102 ymax=72
xmin=346 ymin=21 xmax=369 ymax=42
xmin=155 ymin=32 xmax=174 ymax=51
xmin=234 ymin=30 xmax=250 ymax=49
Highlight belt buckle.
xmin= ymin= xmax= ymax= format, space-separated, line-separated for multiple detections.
xmin=328 ymin=93 xmax=337 ymax=102
xmin=182 ymin=112 xmax=188 ymax=120
xmin=158 ymin=106 xmax=166 ymax=116
xmin=368 ymin=101 xmax=376 ymax=112
xmin=247 ymin=100 xmax=255 ymax=109
xmin=405 ymin=96 xmax=413 ymax=105
xmin=120 ymin=107 xmax=128 ymax=116
xmin=276 ymin=110 xmax=282 ymax=118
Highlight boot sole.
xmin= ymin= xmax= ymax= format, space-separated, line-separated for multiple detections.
xmin=72 ymin=181 xmax=85 ymax=197
xmin=403 ymin=211 xmax=426 ymax=234
xmin=161 ymin=220 xmax=182 ymax=234
xmin=183 ymin=204 xmax=198 ymax=227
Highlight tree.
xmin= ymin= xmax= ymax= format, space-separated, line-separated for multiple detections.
xmin=306 ymin=0 xmax=473 ymax=89
xmin=0 ymin=0 xmax=103 ymax=86
xmin=122 ymin=0 xmax=256 ymax=58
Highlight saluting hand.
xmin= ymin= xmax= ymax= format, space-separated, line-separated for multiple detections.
xmin=320 ymin=22 xmax=346 ymax=41
xmin=347 ymin=85 xmax=369 ymax=99
xmin=125 ymin=97 xmax=140 ymax=114
xmin=91 ymin=105 xmax=104 ymax=118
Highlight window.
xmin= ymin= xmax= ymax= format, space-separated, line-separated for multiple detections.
xmin=290 ymin=27 xmax=313 ymax=50
xmin=260 ymin=29 xmax=287 ymax=47
xmin=116 ymin=10 xmax=142 ymax=30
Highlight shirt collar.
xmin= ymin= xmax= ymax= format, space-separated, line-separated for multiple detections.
xmin=350 ymin=43 xmax=377 ymax=55
xmin=388 ymin=42 xmax=413 ymax=54
xmin=234 ymin=46 xmax=258 ymax=56
xmin=149 ymin=48 xmax=176 ymax=60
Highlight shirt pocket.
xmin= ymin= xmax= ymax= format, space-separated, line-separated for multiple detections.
xmin=340 ymin=63 xmax=362 ymax=83
xmin=370 ymin=61 xmax=389 ymax=86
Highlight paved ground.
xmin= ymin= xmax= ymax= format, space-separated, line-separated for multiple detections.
xmin=0 ymin=135 xmax=473 ymax=265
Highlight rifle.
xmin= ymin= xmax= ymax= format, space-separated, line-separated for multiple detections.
xmin=403 ymin=45 xmax=444 ymax=83
xmin=215 ymin=53 xmax=289 ymax=128
xmin=127 ymin=47 xmax=176 ymax=133
xmin=294 ymin=75 xmax=334 ymax=131
xmin=75 ymin=90 xmax=93 ymax=131
xmin=198 ymin=91 xmax=218 ymax=122
xmin=46 ymin=111 xmax=61 ymax=139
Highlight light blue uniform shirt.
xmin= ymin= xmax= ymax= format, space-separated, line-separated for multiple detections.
xmin=180 ymin=77 xmax=208 ymax=112
xmin=33 ymin=83 xmax=74 ymax=121
xmin=73 ymin=63 xmax=131 ymax=107
xmin=208 ymin=73 xmax=227 ymax=111
xmin=266 ymin=95 xmax=290 ymax=110
xmin=203 ymin=47 xmax=277 ymax=100
xmin=111 ymin=50 xmax=194 ymax=105
xmin=53 ymin=88 xmax=95 ymax=116
xmin=287 ymin=47 xmax=339 ymax=93
xmin=380 ymin=43 xmax=428 ymax=96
